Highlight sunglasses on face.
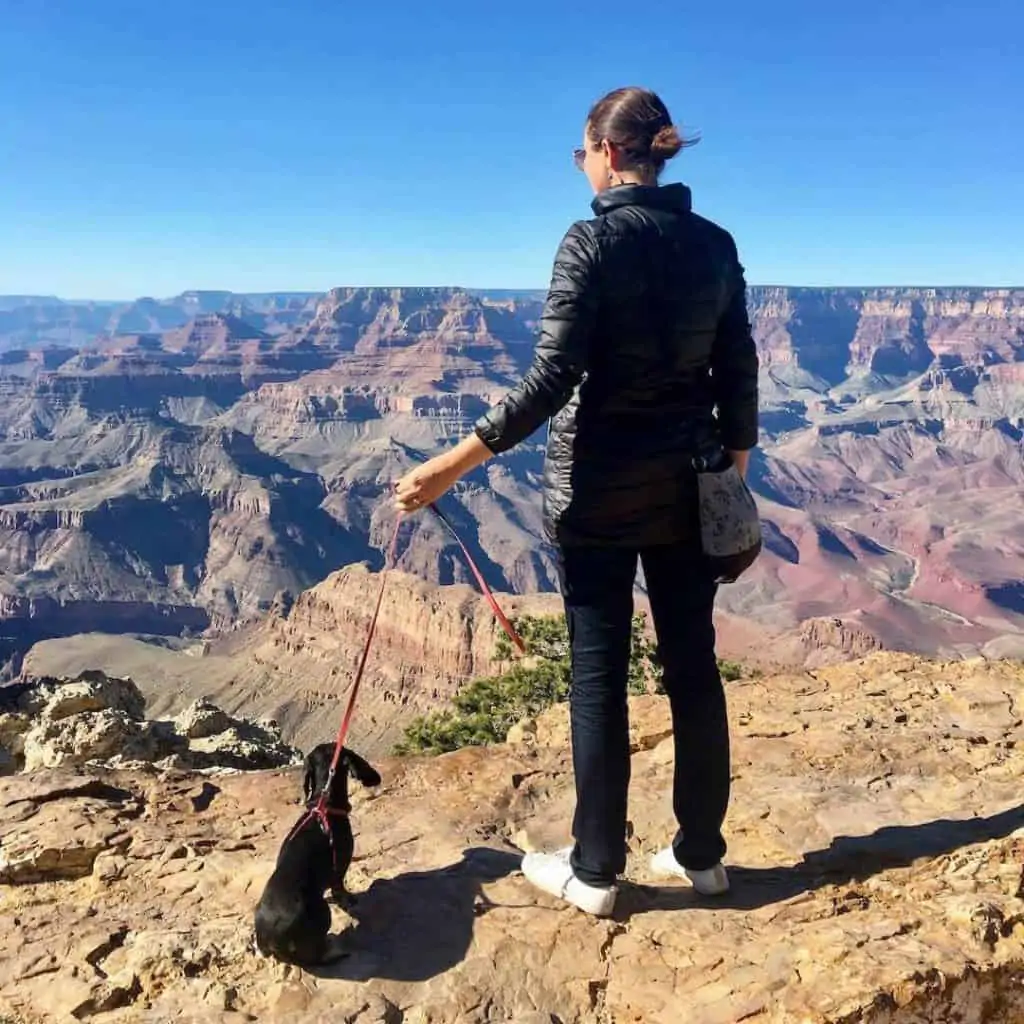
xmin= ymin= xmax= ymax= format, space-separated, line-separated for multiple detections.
xmin=574 ymin=140 xmax=643 ymax=170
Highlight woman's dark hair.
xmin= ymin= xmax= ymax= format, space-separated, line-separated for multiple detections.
xmin=586 ymin=86 xmax=697 ymax=176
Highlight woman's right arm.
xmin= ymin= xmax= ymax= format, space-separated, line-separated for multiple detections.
xmin=393 ymin=223 xmax=599 ymax=512
xmin=712 ymin=238 xmax=760 ymax=476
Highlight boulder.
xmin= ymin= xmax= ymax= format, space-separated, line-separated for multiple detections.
xmin=163 ymin=723 xmax=302 ymax=772
xmin=17 ymin=669 xmax=146 ymax=722
xmin=21 ymin=709 xmax=155 ymax=772
xmin=5 ymin=670 xmax=301 ymax=775
xmin=174 ymin=698 xmax=234 ymax=740
xmin=0 ymin=711 xmax=31 ymax=773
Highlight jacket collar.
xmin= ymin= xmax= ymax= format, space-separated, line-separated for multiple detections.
xmin=590 ymin=182 xmax=692 ymax=216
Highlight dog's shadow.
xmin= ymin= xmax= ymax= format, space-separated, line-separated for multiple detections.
xmin=618 ymin=801 xmax=1024 ymax=918
xmin=313 ymin=845 xmax=522 ymax=983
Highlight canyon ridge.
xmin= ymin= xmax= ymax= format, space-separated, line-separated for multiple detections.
xmin=0 ymin=286 xmax=1021 ymax=683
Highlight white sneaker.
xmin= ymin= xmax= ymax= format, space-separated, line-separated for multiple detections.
xmin=520 ymin=847 xmax=617 ymax=917
xmin=650 ymin=846 xmax=730 ymax=895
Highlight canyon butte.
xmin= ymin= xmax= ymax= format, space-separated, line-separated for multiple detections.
xmin=0 ymin=285 xmax=1022 ymax=685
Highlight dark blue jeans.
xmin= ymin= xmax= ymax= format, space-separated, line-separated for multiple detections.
xmin=557 ymin=544 xmax=730 ymax=887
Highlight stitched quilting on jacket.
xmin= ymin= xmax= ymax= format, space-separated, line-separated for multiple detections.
xmin=474 ymin=182 xmax=759 ymax=547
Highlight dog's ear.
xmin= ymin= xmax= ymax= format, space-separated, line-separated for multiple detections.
xmin=342 ymin=748 xmax=381 ymax=788
xmin=303 ymin=748 xmax=326 ymax=804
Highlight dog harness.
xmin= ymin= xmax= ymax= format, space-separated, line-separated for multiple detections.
xmin=282 ymin=801 xmax=351 ymax=875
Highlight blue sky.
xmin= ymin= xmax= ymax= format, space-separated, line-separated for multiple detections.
xmin=1 ymin=0 xmax=1021 ymax=298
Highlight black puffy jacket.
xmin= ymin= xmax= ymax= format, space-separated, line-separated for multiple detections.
xmin=474 ymin=182 xmax=759 ymax=547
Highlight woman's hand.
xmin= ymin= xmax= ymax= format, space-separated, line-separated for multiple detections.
xmin=393 ymin=433 xmax=495 ymax=513
xmin=393 ymin=454 xmax=461 ymax=513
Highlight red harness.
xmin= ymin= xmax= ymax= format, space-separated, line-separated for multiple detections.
xmin=284 ymin=504 xmax=526 ymax=870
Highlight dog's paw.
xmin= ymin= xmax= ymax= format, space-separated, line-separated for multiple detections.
xmin=331 ymin=888 xmax=357 ymax=910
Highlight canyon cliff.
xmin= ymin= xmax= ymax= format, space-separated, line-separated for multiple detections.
xmin=0 ymin=286 xmax=1022 ymax=677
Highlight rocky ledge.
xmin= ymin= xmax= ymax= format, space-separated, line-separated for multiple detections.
xmin=0 ymin=669 xmax=301 ymax=778
xmin=1 ymin=652 xmax=1022 ymax=1023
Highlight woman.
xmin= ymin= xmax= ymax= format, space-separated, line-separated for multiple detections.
xmin=394 ymin=85 xmax=759 ymax=917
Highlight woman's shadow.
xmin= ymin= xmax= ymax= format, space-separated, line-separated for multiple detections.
xmin=315 ymin=845 xmax=522 ymax=983
xmin=617 ymin=801 xmax=1024 ymax=918
xmin=305 ymin=803 xmax=1024 ymax=981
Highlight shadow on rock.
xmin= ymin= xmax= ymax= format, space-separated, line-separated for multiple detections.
xmin=315 ymin=845 xmax=522 ymax=983
xmin=620 ymin=801 xmax=1024 ymax=918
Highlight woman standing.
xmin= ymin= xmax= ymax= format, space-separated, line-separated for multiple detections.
xmin=394 ymin=86 xmax=759 ymax=917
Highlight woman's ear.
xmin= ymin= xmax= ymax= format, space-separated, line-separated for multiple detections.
xmin=603 ymin=138 xmax=627 ymax=172
xmin=302 ymin=765 xmax=315 ymax=803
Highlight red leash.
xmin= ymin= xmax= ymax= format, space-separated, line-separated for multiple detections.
xmin=428 ymin=502 xmax=527 ymax=656
xmin=285 ymin=504 xmax=525 ymax=861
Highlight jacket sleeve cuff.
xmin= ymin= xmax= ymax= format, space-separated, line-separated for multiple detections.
xmin=474 ymin=414 xmax=510 ymax=455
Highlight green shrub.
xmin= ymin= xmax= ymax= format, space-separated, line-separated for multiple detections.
xmin=717 ymin=659 xmax=744 ymax=682
xmin=393 ymin=611 xmax=746 ymax=756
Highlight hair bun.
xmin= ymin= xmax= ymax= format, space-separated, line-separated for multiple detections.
xmin=649 ymin=124 xmax=684 ymax=161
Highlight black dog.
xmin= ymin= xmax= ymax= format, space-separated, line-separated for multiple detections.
xmin=254 ymin=742 xmax=381 ymax=965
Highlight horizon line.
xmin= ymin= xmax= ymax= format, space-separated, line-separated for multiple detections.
xmin=5 ymin=282 xmax=1024 ymax=305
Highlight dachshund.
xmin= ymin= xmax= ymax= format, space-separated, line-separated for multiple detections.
xmin=253 ymin=742 xmax=381 ymax=965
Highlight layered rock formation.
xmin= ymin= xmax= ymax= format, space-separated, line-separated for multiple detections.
xmin=20 ymin=564 xmax=834 ymax=759
xmin=749 ymin=287 xmax=1024 ymax=384
xmin=1 ymin=652 xmax=1022 ymax=1022
xmin=20 ymin=567 xmax=565 ymax=756
xmin=0 ymin=292 xmax=321 ymax=350
xmin=0 ymin=286 xmax=1023 ymax=673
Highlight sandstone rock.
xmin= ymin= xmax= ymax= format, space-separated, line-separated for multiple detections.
xmin=21 ymin=708 xmax=154 ymax=772
xmin=504 ymin=717 xmax=537 ymax=745
xmin=68 ymin=968 xmax=142 ymax=1018
xmin=175 ymin=699 xmax=234 ymax=740
xmin=0 ymin=710 xmax=31 ymax=752
xmin=92 ymin=850 xmax=128 ymax=885
xmin=4 ymin=669 xmax=301 ymax=776
xmin=518 ymin=694 xmax=672 ymax=754
xmin=0 ymin=772 xmax=139 ymax=884
xmin=0 ymin=712 xmax=29 ymax=775
xmin=8 ymin=671 xmax=156 ymax=773
xmin=1 ymin=653 xmax=1023 ymax=1022
xmin=16 ymin=670 xmax=146 ymax=721
xmin=266 ymin=977 xmax=315 ymax=1014
xmin=172 ymin=724 xmax=302 ymax=772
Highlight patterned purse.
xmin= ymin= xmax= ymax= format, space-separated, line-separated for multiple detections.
xmin=692 ymin=448 xmax=762 ymax=584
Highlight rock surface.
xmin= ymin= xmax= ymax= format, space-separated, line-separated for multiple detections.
xmin=0 ymin=670 xmax=301 ymax=776
xmin=1 ymin=651 xmax=1022 ymax=1022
